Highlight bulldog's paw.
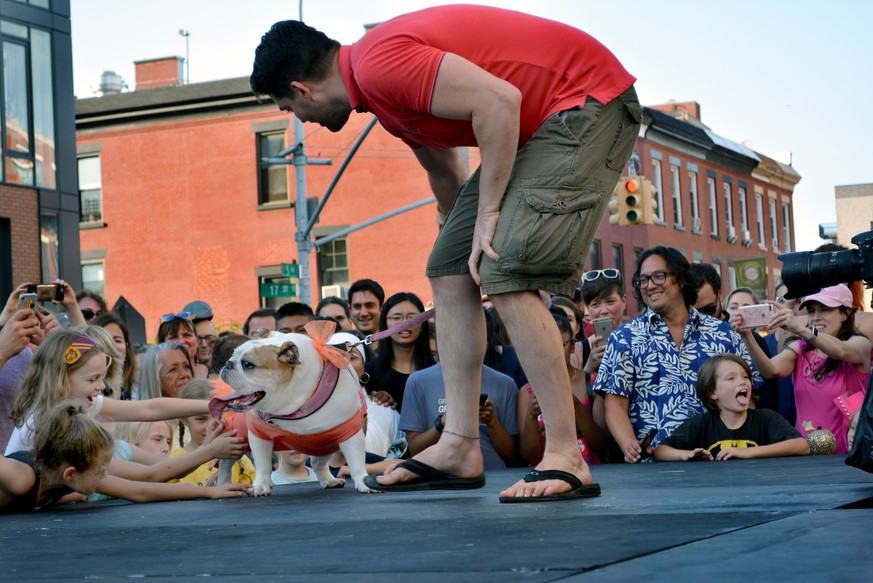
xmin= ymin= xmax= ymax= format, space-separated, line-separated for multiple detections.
xmin=253 ymin=479 xmax=273 ymax=497
xmin=354 ymin=481 xmax=373 ymax=494
xmin=320 ymin=476 xmax=346 ymax=489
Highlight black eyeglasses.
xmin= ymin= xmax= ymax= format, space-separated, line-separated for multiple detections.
xmin=632 ymin=271 xmax=674 ymax=288
xmin=160 ymin=311 xmax=192 ymax=323
xmin=583 ymin=268 xmax=621 ymax=282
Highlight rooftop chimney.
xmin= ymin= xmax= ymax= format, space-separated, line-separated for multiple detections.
xmin=134 ymin=56 xmax=183 ymax=90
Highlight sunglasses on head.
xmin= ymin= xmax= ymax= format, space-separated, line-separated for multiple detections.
xmin=160 ymin=311 xmax=192 ymax=323
xmin=583 ymin=268 xmax=621 ymax=282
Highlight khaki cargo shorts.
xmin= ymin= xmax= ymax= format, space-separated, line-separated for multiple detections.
xmin=426 ymin=86 xmax=642 ymax=297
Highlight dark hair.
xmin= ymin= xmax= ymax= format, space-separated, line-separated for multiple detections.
xmin=91 ymin=311 xmax=136 ymax=398
xmin=689 ymin=263 xmax=721 ymax=295
xmin=243 ymin=308 xmax=277 ymax=335
xmin=210 ymin=333 xmax=250 ymax=375
xmin=374 ymin=292 xmax=435 ymax=375
xmin=551 ymin=312 xmax=574 ymax=340
xmin=316 ymin=296 xmax=351 ymax=319
xmin=348 ymin=279 xmax=385 ymax=307
xmin=696 ymin=354 xmax=753 ymax=412
xmin=157 ymin=317 xmax=196 ymax=344
xmin=632 ymin=246 xmax=698 ymax=307
xmin=251 ymin=20 xmax=340 ymax=100
xmin=550 ymin=296 xmax=585 ymax=341
xmin=76 ymin=289 xmax=108 ymax=313
xmin=580 ymin=273 xmax=625 ymax=305
xmin=802 ymin=305 xmax=858 ymax=379
xmin=483 ymin=308 xmax=504 ymax=371
xmin=275 ymin=302 xmax=314 ymax=321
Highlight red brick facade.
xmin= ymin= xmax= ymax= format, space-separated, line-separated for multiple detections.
xmin=0 ymin=184 xmax=41 ymax=286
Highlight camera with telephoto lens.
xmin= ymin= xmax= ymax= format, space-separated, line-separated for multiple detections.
xmin=778 ymin=230 xmax=873 ymax=299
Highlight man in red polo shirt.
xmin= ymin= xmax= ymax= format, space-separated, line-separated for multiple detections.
xmin=251 ymin=5 xmax=640 ymax=502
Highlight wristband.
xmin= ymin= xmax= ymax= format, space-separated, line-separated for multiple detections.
xmin=434 ymin=414 xmax=445 ymax=433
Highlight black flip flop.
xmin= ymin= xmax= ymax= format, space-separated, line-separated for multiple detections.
xmin=363 ymin=458 xmax=485 ymax=492
xmin=499 ymin=469 xmax=601 ymax=503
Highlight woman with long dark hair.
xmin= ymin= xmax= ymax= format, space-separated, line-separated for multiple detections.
xmin=731 ymin=284 xmax=871 ymax=454
xmin=364 ymin=292 xmax=435 ymax=411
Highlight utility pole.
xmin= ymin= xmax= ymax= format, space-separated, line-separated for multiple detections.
xmin=178 ymin=29 xmax=190 ymax=84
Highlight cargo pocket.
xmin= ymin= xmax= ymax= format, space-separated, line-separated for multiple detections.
xmin=605 ymin=91 xmax=643 ymax=172
xmin=497 ymin=181 xmax=602 ymax=277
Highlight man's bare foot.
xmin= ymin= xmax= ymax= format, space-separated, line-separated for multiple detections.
xmin=499 ymin=451 xmax=592 ymax=499
xmin=376 ymin=434 xmax=483 ymax=486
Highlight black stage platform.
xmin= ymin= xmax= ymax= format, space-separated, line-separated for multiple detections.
xmin=3 ymin=455 xmax=871 ymax=581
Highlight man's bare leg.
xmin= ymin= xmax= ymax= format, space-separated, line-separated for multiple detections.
xmin=491 ymin=290 xmax=592 ymax=498
xmin=376 ymin=273 xmax=485 ymax=485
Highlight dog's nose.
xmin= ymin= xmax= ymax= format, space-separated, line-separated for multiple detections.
xmin=223 ymin=360 xmax=235 ymax=371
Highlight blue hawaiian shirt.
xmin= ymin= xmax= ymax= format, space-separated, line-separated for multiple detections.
xmin=593 ymin=307 xmax=762 ymax=448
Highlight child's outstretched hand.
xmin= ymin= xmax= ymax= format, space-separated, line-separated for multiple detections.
xmin=715 ymin=447 xmax=751 ymax=461
xmin=203 ymin=422 xmax=247 ymax=459
xmin=205 ymin=483 xmax=252 ymax=498
xmin=684 ymin=448 xmax=714 ymax=461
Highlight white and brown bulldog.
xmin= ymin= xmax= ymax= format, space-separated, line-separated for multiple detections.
xmin=209 ymin=321 xmax=370 ymax=496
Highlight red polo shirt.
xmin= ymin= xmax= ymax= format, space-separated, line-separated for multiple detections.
xmin=338 ymin=5 xmax=636 ymax=149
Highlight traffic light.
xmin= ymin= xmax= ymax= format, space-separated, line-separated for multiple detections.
xmin=608 ymin=192 xmax=625 ymax=225
xmin=640 ymin=177 xmax=659 ymax=224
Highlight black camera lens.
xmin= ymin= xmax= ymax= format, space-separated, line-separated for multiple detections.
xmin=778 ymin=248 xmax=862 ymax=299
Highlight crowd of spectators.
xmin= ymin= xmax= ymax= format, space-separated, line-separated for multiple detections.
xmin=1 ymin=242 xmax=870 ymax=512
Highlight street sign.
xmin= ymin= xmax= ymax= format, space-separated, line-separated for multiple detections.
xmin=280 ymin=263 xmax=300 ymax=278
xmin=260 ymin=282 xmax=296 ymax=298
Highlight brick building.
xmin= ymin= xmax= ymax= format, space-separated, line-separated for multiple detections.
xmin=76 ymin=60 xmax=798 ymax=339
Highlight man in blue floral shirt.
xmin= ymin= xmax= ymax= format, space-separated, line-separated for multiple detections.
xmin=594 ymin=246 xmax=761 ymax=462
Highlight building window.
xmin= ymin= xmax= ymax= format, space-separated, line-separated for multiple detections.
xmin=670 ymin=165 xmax=683 ymax=227
xmin=81 ymin=260 xmax=105 ymax=297
xmin=1 ymin=20 xmax=56 ymax=188
xmin=688 ymin=171 xmax=700 ymax=232
xmin=651 ymin=159 xmax=665 ymax=223
xmin=782 ymin=203 xmax=792 ymax=252
xmin=723 ymin=182 xmax=735 ymax=241
xmin=78 ymin=155 xmax=102 ymax=224
xmin=738 ymin=187 xmax=749 ymax=242
xmin=588 ymin=240 xmax=602 ymax=271
xmin=611 ymin=243 xmax=624 ymax=275
xmin=257 ymin=131 xmax=289 ymax=204
xmin=317 ymin=237 xmax=349 ymax=288
xmin=769 ymin=199 xmax=778 ymax=250
xmin=755 ymin=194 xmax=765 ymax=245
xmin=708 ymin=177 xmax=718 ymax=237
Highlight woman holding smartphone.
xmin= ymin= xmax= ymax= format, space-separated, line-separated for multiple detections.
xmin=730 ymin=284 xmax=870 ymax=454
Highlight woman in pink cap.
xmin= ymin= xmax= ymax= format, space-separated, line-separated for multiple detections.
xmin=730 ymin=284 xmax=871 ymax=454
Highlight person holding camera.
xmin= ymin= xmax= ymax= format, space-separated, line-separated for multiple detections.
xmin=730 ymin=284 xmax=870 ymax=455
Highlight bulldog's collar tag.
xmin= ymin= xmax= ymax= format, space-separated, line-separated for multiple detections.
xmin=258 ymin=361 xmax=340 ymax=422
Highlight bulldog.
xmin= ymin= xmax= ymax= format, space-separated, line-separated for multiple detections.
xmin=209 ymin=322 xmax=370 ymax=496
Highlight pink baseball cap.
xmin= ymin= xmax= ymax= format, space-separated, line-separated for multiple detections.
xmin=799 ymin=284 xmax=853 ymax=310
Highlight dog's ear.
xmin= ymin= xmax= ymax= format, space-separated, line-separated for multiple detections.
xmin=277 ymin=341 xmax=300 ymax=366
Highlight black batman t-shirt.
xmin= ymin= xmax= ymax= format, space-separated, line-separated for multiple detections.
xmin=661 ymin=409 xmax=800 ymax=455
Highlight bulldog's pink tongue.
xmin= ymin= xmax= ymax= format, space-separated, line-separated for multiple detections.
xmin=209 ymin=393 xmax=238 ymax=419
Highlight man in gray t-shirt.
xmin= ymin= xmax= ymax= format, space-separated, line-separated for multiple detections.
xmin=401 ymin=363 xmax=518 ymax=470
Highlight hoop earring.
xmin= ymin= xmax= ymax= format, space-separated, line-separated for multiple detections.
xmin=359 ymin=372 xmax=371 ymax=386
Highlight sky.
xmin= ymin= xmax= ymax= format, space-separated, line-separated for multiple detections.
xmin=70 ymin=0 xmax=873 ymax=253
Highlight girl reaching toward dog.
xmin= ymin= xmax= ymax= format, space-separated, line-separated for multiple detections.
xmin=6 ymin=330 xmax=236 ymax=455
xmin=1 ymin=402 xmax=250 ymax=513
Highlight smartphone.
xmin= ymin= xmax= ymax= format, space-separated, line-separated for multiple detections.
xmin=18 ymin=292 xmax=38 ymax=317
xmin=38 ymin=284 xmax=64 ymax=302
xmin=592 ymin=317 xmax=614 ymax=343
xmin=738 ymin=303 xmax=775 ymax=329
xmin=639 ymin=428 xmax=657 ymax=454
xmin=479 ymin=394 xmax=488 ymax=406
